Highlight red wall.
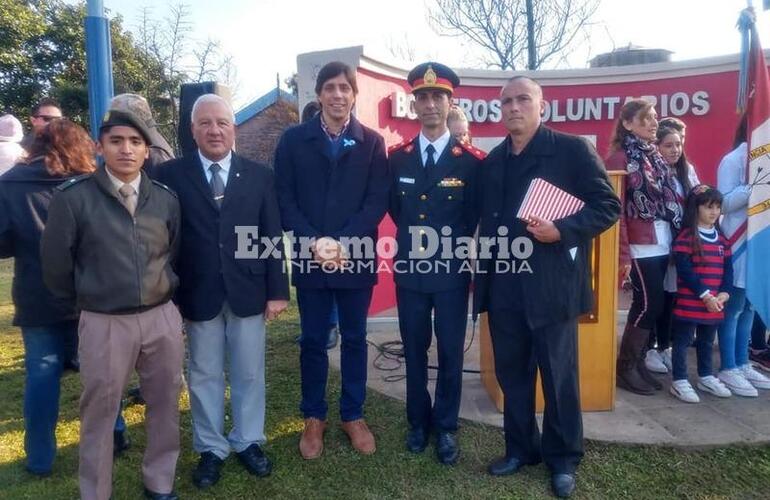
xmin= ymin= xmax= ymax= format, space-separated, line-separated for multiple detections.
xmin=355 ymin=66 xmax=746 ymax=314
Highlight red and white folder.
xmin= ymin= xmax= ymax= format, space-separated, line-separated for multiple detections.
xmin=516 ymin=178 xmax=584 ymax=223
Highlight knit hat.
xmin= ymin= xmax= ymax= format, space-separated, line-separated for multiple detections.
xmin=0 ymin=115 xmax=23 ymax=143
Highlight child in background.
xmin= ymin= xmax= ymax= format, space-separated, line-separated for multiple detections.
xmin=669 ymin=185 xmax=733 ymax=403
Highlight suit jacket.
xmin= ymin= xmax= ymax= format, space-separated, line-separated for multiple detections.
xmin=274 ymin=114 xmax=389 ymax=289
xmin=474 ymin=125 xmax=621 ymax=329
xmin=388 ymin=136 xmax=483 ymax=292
xmin=151 ymin=152 xmax=289 ymax=321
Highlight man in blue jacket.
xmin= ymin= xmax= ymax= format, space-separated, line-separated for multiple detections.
xmin=151 ymin=94 xmax=289 ymax=490
xmin=274 ymin=61 xmax=389 ymax=459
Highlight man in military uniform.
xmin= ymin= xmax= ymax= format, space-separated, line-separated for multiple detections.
xmin=41 ymin=110 xmax=183 ymax=500
xmin=388 ymin=62 xmax=483 ymax=465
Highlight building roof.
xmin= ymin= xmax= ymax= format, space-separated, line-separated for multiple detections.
xmin=235 ymin=88 xmax=297 ymax=126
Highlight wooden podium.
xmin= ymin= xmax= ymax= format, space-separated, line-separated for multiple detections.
xmin=479 ymin=171 xmax=623 ymax=412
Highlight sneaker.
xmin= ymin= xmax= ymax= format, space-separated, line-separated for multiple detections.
xmin=697 ymin=375 xmax=732 ymax=397
xmin=749 ymin=348 xmax=770 ymax=372
xmin=645 ymin=349 xmax=668 ymax=374
xmin=660 ymin=348 xmax=673 ymax=372
xmin=718 ymin=369 xmax=759 ymax=397
xmin=740 ymin=364 xmax=770 ymax=389
xmin=669 ymin=379 xmax=700 ymax=403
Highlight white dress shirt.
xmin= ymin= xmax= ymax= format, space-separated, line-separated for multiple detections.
xmin=199 ymin=150 xmax=232 ymax=187
xmin=418 ymin=130 xmax=450 ymax=167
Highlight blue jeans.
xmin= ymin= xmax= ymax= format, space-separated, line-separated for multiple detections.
xmin=22 ymin=322 xmax=126 ymax=474
xmin=22 ymin=322 xmax=78 ymax=473
xmin=717 ymin=286 xmax=754 ymax=370
xmin=671 ymin=321 xmax=717 ymax=380
xmin=297 ymin=287 xmax=373 ymax=421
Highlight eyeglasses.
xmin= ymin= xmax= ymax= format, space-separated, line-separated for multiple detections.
xmin=33 ymin=115 xmax=61 ymax=123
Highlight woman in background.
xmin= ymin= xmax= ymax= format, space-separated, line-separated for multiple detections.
xmin=0 ymin=120 xmax=95 ymax=475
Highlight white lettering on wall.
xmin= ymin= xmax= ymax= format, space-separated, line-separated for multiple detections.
xmin=390 ymin=91 xmax=714 ymax=123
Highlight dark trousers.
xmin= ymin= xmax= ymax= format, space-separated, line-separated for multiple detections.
xmin=649 ymin=291 xmax=675 ymax=350
xmin=751 ymin=312 xmax=768 ymax=350
xmin=488 ymin=309 xmax=583 ymax=474
xmin=628 ymin=255 xmax=669 ymax=330
xmin=396 ymin=286 xmax=469 ymax=433
xmin=297 ymin=287 xmax=373 ymax=422
xmin=671 ymin=320 xmax=717 ymax=380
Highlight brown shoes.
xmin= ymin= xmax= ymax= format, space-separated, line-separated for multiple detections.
xmin=299 ymin=418 xmax=326 ymax=459
xmin=341 ymin=419 xmax=376 ymax=455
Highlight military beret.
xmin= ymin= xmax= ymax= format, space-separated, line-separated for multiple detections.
xmin=407 ymin=62 xmax=460 ymax=95
xmin=99 ymin=109 xmax=152 ymax=144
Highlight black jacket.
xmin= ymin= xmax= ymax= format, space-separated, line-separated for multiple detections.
xmin=41 ymin=167 xmax=181 ymax=314
xmin=0 ymin=159 xmax=78 ymax=326
xmin=151 ymin=153 xmax=289 ymax=321
xmin=274 ymin=114 xmax=390 ymax=289
xmin=474 ymin=125 xmax=621 ymax=329
xmin=388 ymin=136 xmax=482 ymax=292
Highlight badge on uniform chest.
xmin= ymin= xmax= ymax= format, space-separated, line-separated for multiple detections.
xmin=438 ymin=177 xmax=464 ymax=187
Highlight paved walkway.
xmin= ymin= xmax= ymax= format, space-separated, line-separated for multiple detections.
xmin=329 ymin=313 xmax=770 ymax=448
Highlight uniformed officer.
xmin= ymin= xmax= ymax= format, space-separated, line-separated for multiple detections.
xmin=41 ymin=110 xmax=184 ymax=500
xmin=388 ymin=62 xmax=484 ymax=465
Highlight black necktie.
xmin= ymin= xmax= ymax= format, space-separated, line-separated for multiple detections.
xmin=209 ymin=163 xmax=225 ymax=208
xmin=425 ymin=144 xmax=436 ymax=168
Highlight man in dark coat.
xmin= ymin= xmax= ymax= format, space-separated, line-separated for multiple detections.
xmin=388 ymin=61 xmax=483 ymax=465
xmin=151 ymin=94 xmax=289 ymax=490
xmin=274 ymin=61 xmax=389 ymax=460
xmin=475 ymin=76 xmax=620 ymax=498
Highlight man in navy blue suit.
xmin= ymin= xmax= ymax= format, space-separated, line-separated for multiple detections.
xmin=388 ymin=62 xmax=483 ymax=466
xmin=274 ymin=61 xmax=389 ymax=460
xmin=151 ymin=94 xmax=289 ymax=490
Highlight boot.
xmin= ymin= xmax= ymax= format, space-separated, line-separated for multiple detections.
xmin=616 ymin=324 xmax=655 ymax=395
xmin=637 ymin=355 xmax=663 ymax=390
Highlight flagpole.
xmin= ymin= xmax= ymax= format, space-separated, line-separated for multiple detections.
xmin=85 ymin=0 xmax=114 ymax=139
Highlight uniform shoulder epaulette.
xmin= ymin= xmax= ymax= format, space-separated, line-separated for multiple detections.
xmin=151 ymin=179 xmax=177 ymax=198
xmin=459 ymin=141 xmax=487 ymax=160
xmin=56 ymin=174 xmax=91 ymax=191
xmin=388 ymin=137 xmax=417 ymax=155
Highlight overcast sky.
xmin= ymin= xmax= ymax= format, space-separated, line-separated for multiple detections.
xmin=93 ymin=0 xmax=770 ymax=109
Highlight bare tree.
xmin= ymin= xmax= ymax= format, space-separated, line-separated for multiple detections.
xmin=428 ymin=0 xmax=599 ymax=70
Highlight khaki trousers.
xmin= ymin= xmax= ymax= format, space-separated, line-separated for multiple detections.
xmin=78 ymin=301 xmax=184 ymax=500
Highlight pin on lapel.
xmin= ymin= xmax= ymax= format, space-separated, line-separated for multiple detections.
xmin=451 ymin=146 xmax=462 ymax=157
xmin=343 ymin=138 xmax=356 ymax=147
xmin=236 ymin=172 xmax=240 ymax=178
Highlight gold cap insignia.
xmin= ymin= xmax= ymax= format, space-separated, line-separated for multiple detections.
xmin=102 ymin=111 xmax=111 ymax=122
xmin=424 ymin=65 xmax=437 ymax=85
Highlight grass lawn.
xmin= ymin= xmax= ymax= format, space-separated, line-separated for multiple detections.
xmin=0 ymin=257 xmax=769 ymax=499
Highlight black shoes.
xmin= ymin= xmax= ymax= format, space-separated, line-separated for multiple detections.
xmin=236 ymin=443 xmax=272 ymax=477
xmin=487 ymin=456 xmax=531 ymax=476
xmin=551 ymin=473 xmax=576 ymax=498
xmin=406 ymin=427 xmax=429 ymax=453
xmin=193 ymin=445 xmax=271 ymax=490
xmin=192 ymin=452 xmax=224 ymax=490
xmin=113 ymin=430 xmax=130 ymax=458
xmin=143 ymin=488 xmax=179 ymax=500
xmin=435 ymin=432 xmax=459 ymax=465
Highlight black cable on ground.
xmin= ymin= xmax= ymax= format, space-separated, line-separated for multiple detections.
xmin=369 ymin=318 xmax=481 ymax=380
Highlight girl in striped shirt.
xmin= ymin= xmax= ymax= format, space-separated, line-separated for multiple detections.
xmin=669 ymin=185 xmax=733 ymax=403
